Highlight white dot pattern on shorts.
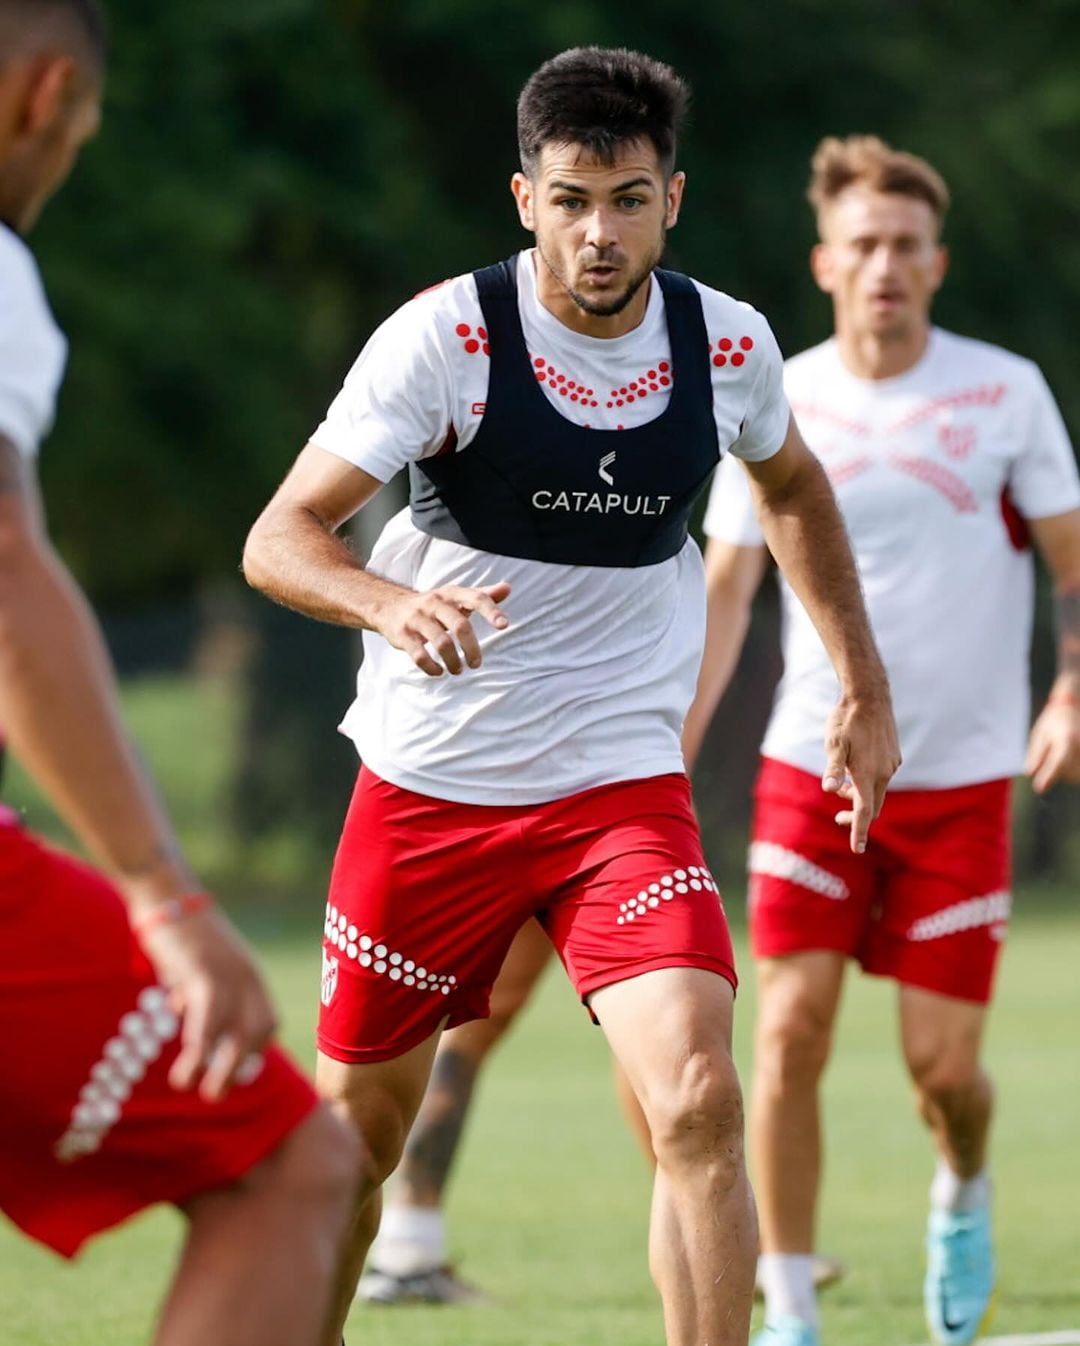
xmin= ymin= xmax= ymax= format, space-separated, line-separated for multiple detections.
xmin=324 ymin=904 xmax=458 ymax=996
xmin=54 ymin=986 xmax=181 ymax=1164
xmin=616 ymin=865 xmax=719 ymax=926
xmin=748 ymin=841 xmax=849 ymax=901
xmin=907 ymin=891 xmax=1012 ymax=943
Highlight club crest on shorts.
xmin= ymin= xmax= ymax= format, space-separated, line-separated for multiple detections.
xmin=321 ymin=951 xmax=340 ymax=1007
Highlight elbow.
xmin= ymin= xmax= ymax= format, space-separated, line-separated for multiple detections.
xmin=241 ymin=517 xmax=274 ymax=596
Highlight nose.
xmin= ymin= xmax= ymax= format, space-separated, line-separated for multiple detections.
xmin=583 ymin=205 xmax=618 ymax=251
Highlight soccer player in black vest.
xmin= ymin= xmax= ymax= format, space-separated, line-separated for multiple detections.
xmin=244 ymin=47 xmax=900 ymax=1346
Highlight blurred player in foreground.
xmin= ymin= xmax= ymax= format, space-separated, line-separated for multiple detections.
xmin=0 ymin=4 xmax=359 ymax=1342
xmin=245 ymin=48 xmax=899 ymax=1346
xmin=689 ymin=136 xmax=1080 ymax=1346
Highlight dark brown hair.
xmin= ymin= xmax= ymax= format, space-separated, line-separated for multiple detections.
xmin=517 ymin=47 xmax=689 ymax=178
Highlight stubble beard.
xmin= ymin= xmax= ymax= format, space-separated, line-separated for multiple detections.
xmin=537 ymin=229 xmax=667 ymax=318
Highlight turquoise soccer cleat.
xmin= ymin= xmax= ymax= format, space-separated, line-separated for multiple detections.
xmin=924 ymin=1207 xmax=996 ymax=1345
xmin=751 ymin=1315 xmax=821 ymax=1346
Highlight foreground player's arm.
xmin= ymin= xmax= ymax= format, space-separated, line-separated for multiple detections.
xmin=243 ymin=443 xmax=509 ymax=677
xmin=1026 ymin=507 xmax=1080 ymax=792
xmin=743 ymin=417 xmax=901 ymax=851
xmin=0 ymin=438 xmax=276 ymax=1100
xmin=681 ymin=540 xmax=768 ymax=772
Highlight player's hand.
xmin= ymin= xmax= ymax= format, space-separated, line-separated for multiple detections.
xmin=376 ymin=581 xmax=511 ymax=676
xmin=822 ymin=687 xmax=901 ymax=854
xmin=137 ymin=908 xmax=279 ymax=1103
xmin=1026 ymin=698 xmax=1080 ymax=793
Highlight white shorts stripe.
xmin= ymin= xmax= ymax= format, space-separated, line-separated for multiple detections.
xmin=748 ymin=841 xmax=849 ymax=901
xmin=907 ymin=891 xmax=1012 ymax=942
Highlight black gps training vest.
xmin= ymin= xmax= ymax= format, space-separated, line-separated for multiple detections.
xmin=409 ymin=257 xmax=721 ymax=568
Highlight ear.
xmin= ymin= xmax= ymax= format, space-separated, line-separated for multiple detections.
xmin=21 ymin=56 xmax=77 ymax=137
xmin=511 ymin=172 xmax=535 ymax=232
xmin=665 ymin=171 xmax=686 ymax=229
xmin=809 ymin=242 xmax=835 ymax=295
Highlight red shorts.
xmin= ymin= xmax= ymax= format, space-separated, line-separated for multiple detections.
xmin=0 ymin=818 xmax=318 ymax=1258
xmin=748 ymin=758 xmax=1011 ymax=1004
xmin=318 ymin=769 xmax=737 ymax=1063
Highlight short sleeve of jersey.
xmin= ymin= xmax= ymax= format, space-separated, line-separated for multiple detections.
xmin=1007 ymin=362 xmax=1080 ymax=520
xmin=728 ymin=315 xmax=790 ymax=464
xmin=703 ymin=448 xmax=765 ymax=545
xmin=0 ymin=228 xmax=67 ymax=459
xmin=309 ymin=287 xmax=462 ymax=483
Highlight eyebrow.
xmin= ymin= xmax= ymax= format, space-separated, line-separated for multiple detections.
xmin=547 ymin=177 xmax=656 ymax=196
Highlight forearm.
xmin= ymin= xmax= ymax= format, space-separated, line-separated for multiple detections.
xmin=243 ymin=501 xmax=409 ymax=630
xmin=1050 ymin=589 xmax=1080 ymax=700
xmin=0 ymin=544 xmax=193 ymax=906
xmin=682 ymin=592 xmax=754 ymax=772
xmin=754 ymin=455 xmax=886 ymax=695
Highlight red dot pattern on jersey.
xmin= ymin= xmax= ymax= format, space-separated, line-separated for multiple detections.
xmin=456 ymin=323 xmax=470 ymax=338
xmin=530 ymin=354 xmax=599 ymax=406
xmin=709 ymin=336 xmax=754 ymax=370
xmin=456 ymin=324 xmax=490 ymax=358
xmin=464 ymin=339 xmax=480 ymax=354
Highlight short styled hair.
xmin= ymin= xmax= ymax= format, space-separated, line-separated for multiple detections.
xmin=808 ymin=134 xmax=950 ymax=228
xmin=0 ymin=0 xmax=107 ymax=69
xmin=517 ymin=47 xmax=689 ymax=178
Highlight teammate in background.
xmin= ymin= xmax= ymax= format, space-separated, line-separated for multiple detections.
xmin=688 ymin=136 xmax=1080 ymax=1346
xmin=0 ymin=5 xmax=359 ymax=1342
xmin=244 ymin=48 xmax=899 ymax=1346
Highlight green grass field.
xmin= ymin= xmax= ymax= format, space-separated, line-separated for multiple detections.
xmin=3 ymin=672 xmax=1079 ymax=1345
xmin=2 ymin=907 xmax=1078 ymax=1346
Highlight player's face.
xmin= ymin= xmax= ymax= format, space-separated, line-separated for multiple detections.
xmin=812 ymin=189 xmax=947 ymax=342
xmin=0 ymin=59 xmax=102 ymax=234
xmin=512 ymin=140 xmax=684 ymax=331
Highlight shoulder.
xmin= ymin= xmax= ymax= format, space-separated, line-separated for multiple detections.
xmin=689 ymin=278 xmax=775 ymax=342
xmin=0 ymin=226 xmax=60 ymax=338
xmin=932 ymin=327 xmax=1044 ymax=386
xmin=689 ymin=280 xmax=782 ymax=383
xmin=380 ymin=269 xmax=483 ymax=347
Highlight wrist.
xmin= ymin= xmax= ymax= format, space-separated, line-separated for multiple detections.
xmin=130 ymin=891 xmax=214 ymax=934
xmin=1047 ymin=689 xmax=1080 ymax=709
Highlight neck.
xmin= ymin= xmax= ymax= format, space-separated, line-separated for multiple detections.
xmin=834 ymin=319 xmax=932 ymax=380
xmin=531 ymin=249 xmax=652 ymax=339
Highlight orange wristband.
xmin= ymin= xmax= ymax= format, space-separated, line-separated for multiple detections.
xmin=132 ymin=891 xmax=213 ymax=934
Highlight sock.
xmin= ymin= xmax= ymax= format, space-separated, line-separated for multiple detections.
xmin=930 ymin=1159 xmax=990 ymax=1215
xmin=757 ymin=1252 xmax=819 ymax=1327
xmin=370 ymin=1205 xmax=446 ymax=1276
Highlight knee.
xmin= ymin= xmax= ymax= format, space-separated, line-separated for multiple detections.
xmin=755 ymin=995 xmax=832 ymax=1094
xmin=648 ymin=1051 xmax=746 ymax=1184
xmin=907 ymin=1045 xmax=985 ymax=1113
xmin=319 ymin=1078 xmax=411 ymax=1189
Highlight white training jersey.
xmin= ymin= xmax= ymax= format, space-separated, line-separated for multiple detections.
xmin=311 ymin=248 xmax=790 ymax=805
xmin=0 ymin=225 xmax=67 ymax=460
xmin=704 ymin=328 xmax=1080 ymax=789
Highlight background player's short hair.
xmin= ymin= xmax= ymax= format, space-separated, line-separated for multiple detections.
xmin=808 ymin=134 xmax=950 ymax=229
xmin=517 ymin=47 xmax=689 ymax=179
xmin=0 ymin=0 xmax=108 ymax=71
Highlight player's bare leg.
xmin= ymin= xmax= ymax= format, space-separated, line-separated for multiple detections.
xmin=750 ymin=951 xmax=845 ymax=1332
xmin=593 ymin=967 xmax=756 ymax=1346
xmin=899 ymin=986 xmax=992 ymax=1180
xmin=364 ymin=920 xmax=553 ymax=1301
xmin=156 ymin=1104 xmax=360 ymax=1346
xmin=316 ymin=1030 xmax=447 ymax=1346
xmin=901 ymin=985 xmax=996 ymax=1345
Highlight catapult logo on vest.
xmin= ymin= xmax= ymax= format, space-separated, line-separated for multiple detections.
xmin=531 ymin=451 xmax=673 ymax=516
